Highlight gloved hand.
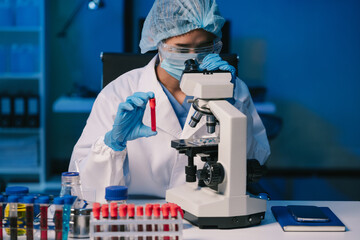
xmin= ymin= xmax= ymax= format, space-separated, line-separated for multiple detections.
xmin=199 ymin=54 xmax=236 ymax=81
xmin=104 ymin=92 xmax=157 ymax=151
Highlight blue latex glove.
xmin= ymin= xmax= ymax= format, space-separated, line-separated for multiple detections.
xmin=199 ymin=54 xmax=236 ymax=81
xmin=104 ymin=92 xmax=157 ymax=151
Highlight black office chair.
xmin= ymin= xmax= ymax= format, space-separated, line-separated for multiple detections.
xmin=100 ymin=52 xmax=281 ymax=140
xmin=100 ymin=52 xmax=239 ymax=88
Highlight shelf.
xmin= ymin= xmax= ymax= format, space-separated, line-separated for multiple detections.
xmin=0 ymin=167 xmax=41 ymax=175
xmin=53 ymin=96 xmax=95 ymax=113
xmin=0 ymin=72 xmax=41 ymax=79
xmin=0 ymin=127 xmax=41 ymax=134
xmin=0 ymin=26 xmax=42 ymax=33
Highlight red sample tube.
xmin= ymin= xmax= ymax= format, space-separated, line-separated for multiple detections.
xmin=145 ymin=204 xmax=153 ymax=240
xmin=101 ymin=204 xmax=109 ymax=233
xmin=149 ymin=98 xmax=156 ymax=131
xmin=161 ymin=204 xmax=170 ymax=240
xmin=169 ymin=204 xmax=179 ymax=240
xmin=92 ymin=202 xmax=101 ymax=240
xmin=127 ymin=204 xmax=135 ymax=237
xmin=118 ymin=204 xmax=127 ymax=240
xmin=38 ymin=196 xmax=50 ymax=240
xmin=110 ymin=202 xmax=119 ymax=240
xmin=136 ymin=206 xmax=144 ymax=240
xmin=23 ymin=196 xmax=36 ymax=240
xmin=153 ymin=205 xmax=161 ymax=240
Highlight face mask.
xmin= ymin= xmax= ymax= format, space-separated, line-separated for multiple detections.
xmin=158 ymin=39 xmax=223 ymax=81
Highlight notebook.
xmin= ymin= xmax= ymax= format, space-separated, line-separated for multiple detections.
xmin=271 ymin=206 xmax=346 ymax=232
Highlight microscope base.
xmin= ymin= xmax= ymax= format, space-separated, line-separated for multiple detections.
xmin=184 ymin=210 xmax=265 ymax=229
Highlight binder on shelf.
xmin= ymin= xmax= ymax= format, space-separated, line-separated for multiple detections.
xmin=13 ymin=95 xmax=26 ymax=127
xmin=0 ymin=94 xmax=13 ymax=127
xmin=26 ymin=95 xmax=39 ymax=128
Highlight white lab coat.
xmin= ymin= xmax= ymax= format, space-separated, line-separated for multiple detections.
xmin=69 ymin=55 xmax=270 ymax=203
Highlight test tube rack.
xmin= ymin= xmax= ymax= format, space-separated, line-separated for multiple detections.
xmin=89 ymin=212 xmax=183 ymax=239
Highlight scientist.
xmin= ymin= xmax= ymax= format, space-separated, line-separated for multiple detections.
xmin=69 ymin=0 xmax=270 ymax=203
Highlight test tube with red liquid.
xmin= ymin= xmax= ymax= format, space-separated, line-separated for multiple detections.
xmin=23 ymin=196 xmax=35 ymax=240
xmin=53 ymin=197 xmax=64 ymax=240
xmin=92 ymin=202 xmax=101 ymax=240
xmin=38 ymin=196 xmax=50 ymax=240
xmin=149 ymin=98 xmax=156 ymax=131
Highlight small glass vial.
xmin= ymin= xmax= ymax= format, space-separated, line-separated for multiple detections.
xmin=60 ymin=172 xmax=86 ymax=209
xmin=105 ymin=186 xmax=128 ymax=204
xmin=4 ymin=186 xmax=29 ymax=236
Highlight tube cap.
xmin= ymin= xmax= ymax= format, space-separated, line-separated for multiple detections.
xmin=149 ymin=98 xmax=156 ymax=108
xmin=37 ymin=196 xmax=50 ymax=204
xmin=93 ymin=202 xmax=101 ymax=219
xmin=153 ymin=205 xmax=161 ymax=218
xmin=128 ymin=204 xmax=135 ymax=218
xmin=110 ymin=202 xmax=118 ymax=218
xmin=105 ymin=186 xmax=128 ymax=201
xmin=161 ymin=204 xmax=170 ymax=218
xmin=61 ymin=172 xmax=79 ymax=177
xmin=63 ymin=195 xmax=77 ymax=205
xmin=5 ymin=186 xmax=29 ymax=195
xmin=145 ymin=204 xmax=153 ymax=217
xmin=136 ymin=206 xmax=144 ymax=217
xmin=7 ymin=195 xmax=19 ymax=203
xmin=23 ymin=195 xmax=35 ymax=204
xmin=119 ymin=204 xmax=127 ymax=218
xmin=53 ymin=197 xmax=64 ymax=205
xmin=101 ymin=204 xmax=109 ymax=218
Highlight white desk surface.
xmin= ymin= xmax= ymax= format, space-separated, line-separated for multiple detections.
xmin=129 ymin=200 xmax=360 ymax=240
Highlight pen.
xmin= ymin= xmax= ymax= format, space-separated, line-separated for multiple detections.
xmin=149 ymin=98 xmax=156 ymax=131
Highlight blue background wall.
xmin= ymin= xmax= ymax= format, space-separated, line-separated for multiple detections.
xmin=45 ymin=0 xmax=360 ymax=199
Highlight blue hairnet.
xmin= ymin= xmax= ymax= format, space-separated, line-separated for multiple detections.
xmin=139 ymin=0 xmax=225 ymax=54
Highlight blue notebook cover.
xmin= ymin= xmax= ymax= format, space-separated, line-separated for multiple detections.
xmin=271 ymin=206 xmax=346 ymax=232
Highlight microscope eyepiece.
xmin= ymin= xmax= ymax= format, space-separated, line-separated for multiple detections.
xmin=184 ymin=59 xmax=199 ymax=72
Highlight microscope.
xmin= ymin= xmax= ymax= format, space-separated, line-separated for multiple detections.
xmin=165 ymin=59 xmax=267 ymax=229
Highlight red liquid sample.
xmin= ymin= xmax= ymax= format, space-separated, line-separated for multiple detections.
xmin=40 ymin=206 xmax=48 ymax=240
xmin=26 ymin=205 xmax=34 ymax=240
xmin=54 ymin=210 xmax=63 ymax=240
xmin=149 ymin=98 xmax=156 ymax=131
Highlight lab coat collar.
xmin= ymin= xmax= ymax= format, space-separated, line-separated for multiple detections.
xmin=139 ymin=55 xmax=206 ymax=139
xmin=139 ymin=55 xmax=183 ymax=139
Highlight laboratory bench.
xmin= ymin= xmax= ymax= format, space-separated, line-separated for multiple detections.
xmin=123 ymin=199 xmax=359 ymax=240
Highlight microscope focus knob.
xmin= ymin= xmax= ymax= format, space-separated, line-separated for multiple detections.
xmin=197 ymin=162 xmax=224 ymax=187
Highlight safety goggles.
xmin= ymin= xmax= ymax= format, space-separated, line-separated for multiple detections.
xmin=158 ymin=38 xmax=223 ymax=54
